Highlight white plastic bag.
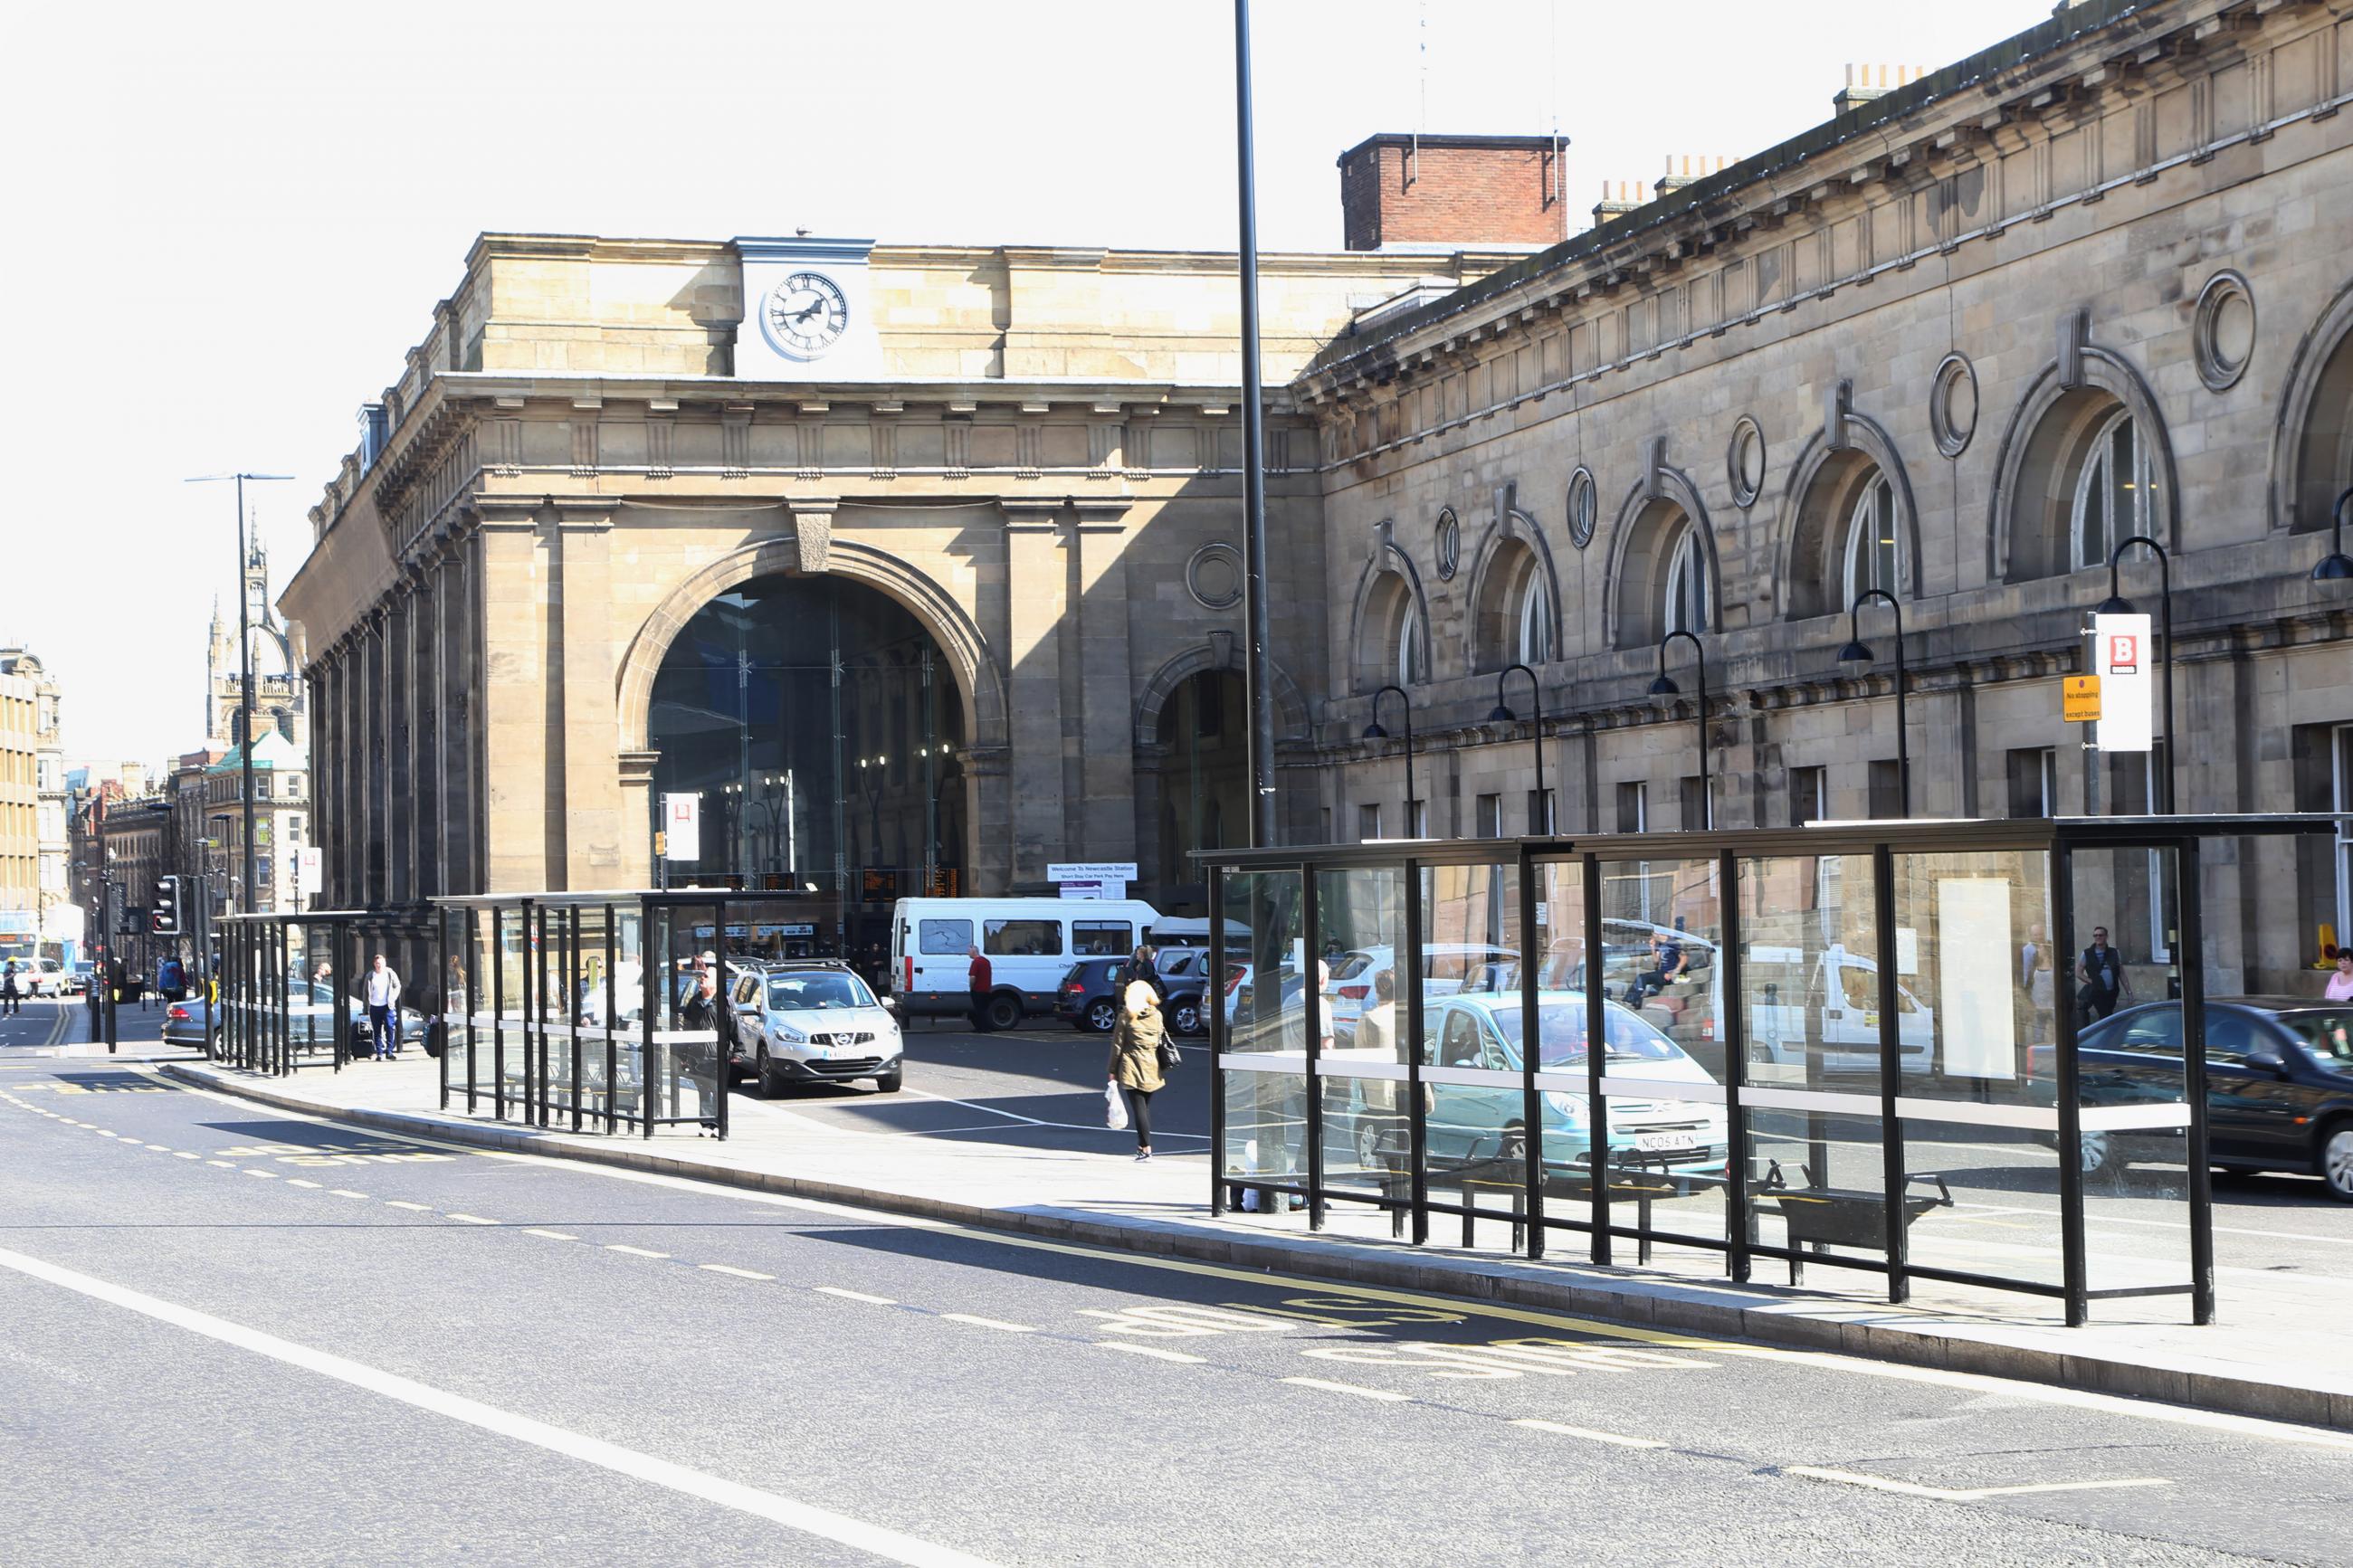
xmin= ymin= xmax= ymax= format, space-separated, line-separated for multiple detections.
xmin=1105 ymin=1080 xmax=1129 ymax=1130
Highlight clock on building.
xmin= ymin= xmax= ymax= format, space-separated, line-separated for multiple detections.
xmin=764 ymin=271 xmax=850 ymax=361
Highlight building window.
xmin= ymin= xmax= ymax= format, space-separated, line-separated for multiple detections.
xmin=1407 ymin=798 xmax=1428 ymax=838
xmin=1868 ymin=760 xmax=1905 ymax=820
xmin=1358 ymin=803 xmax=1381 ymax=841
xmin=1842 ymin=476 xmax=1900 ymax=604
xmin=1789 ymin=765 xmax=1826 ymax=827
xmin=2006 ymin=747 xmax=2058 ymax=819
xmin=1661 ymin=520 xmax=1706 ymax=636
xmin=1679 ymin=774 xmax=1708 ymax=831
xmin=1514 ymin=569 xmax=1554 ymax=665
xmin=1527 ymin=788 xmax=1554 ymax=835
xmin=2070 ymin=410 xmax=2151 ymax=573
xmin=1615 ymin=781 xmax=1647 ymax=834
xmin=1476 ymin=794 xmax=1501 ymax=839
xmin=1395 ymin=600 xmax=1426 ymax=685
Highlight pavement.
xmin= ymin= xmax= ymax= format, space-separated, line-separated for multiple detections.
xmin=38 ymin=998 xmax=2348 ymax=1438
xmin=5 ymin=998 xmax=2353 ymax=1564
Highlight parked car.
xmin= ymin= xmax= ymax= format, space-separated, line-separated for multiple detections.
xmin=5 ymin=957 xmax=66 ymax=996
xmin=1056 ymin=955 xmax=1207 ymax=1036
xmin=1327 ymin=944 xmax=1520 ymax=1041
xmin=64 ymin=962 xmax=94 ymax=996
xmin=2058 ymin=998 xmax=2353 ymax=1198
xmin=726 ymin=960 xmax=903 ymax=1096
xmin=161 ymin=994 xmax=223 ymax=1051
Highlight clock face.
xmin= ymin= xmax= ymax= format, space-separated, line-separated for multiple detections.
xmin=764 ymin=271 xmax=850 ymax=360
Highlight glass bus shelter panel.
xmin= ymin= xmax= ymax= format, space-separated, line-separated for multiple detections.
xmin=293 ymin=924 xmax=337 ymax=1065
xmin=1418 ymin=861 xmax=1529 ymax=1236
xmin=1888 ymin=849 xmax=2072 ymax=1294
xmin=1219 ymin=870 xmax=1306 ymax=1206
xmin=1593 ymin=856 xmax=1727 ymax=1253
xmin=566 ymin=904 xmax=620 ymax=1129
xmin=655 ymin=900 xmax=726 ymax=1132
xmin=611 ymin=908 xmax=648 ymax=1128
xmin=1313 ymin=868 xmax=1408 ymax=1211
xmin=1530 ymin=858 xmax=1591 ymax=1240
xmin=538 ymin=905 xmax=582 ymax=1122
xmin=493 ymin=908 xmax=530 ymax=1112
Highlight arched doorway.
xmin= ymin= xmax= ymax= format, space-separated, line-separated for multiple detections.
xmin=1150 ymin=669 xmax=1248 ymax=912
xmin=647 ymin=573 xmax=968 ymax=962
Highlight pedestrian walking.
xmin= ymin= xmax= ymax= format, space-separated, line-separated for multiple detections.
xmin=0 ymin=961 xmax=21 ymax=1017
xmin=158 ymin=955 xmax=186 ymax=1003
xmin=2075 ymin=926 xmax=2127 ymax=1022
xmin=1121 ymin=943 xmax=1166 ymax=1005
xmin=967 ymin=945 xmax=995 ymax=1032
xmin=361 ymin=953 xmax=403 ymax=1060
xmin=2326 ymin=950 xmax=2353 ymax=1003
xmin=679 ymin=951 xmax=719 ymax=1029
xmin=1107 ymin=976 xmax=1167 ymax=1161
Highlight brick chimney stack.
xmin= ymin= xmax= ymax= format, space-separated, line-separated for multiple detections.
xmin=1833 ymin=62 xmax=1929 ymax=116
xmin=1590 ymin=180 xmax=1649 ymax=231
xmin=1338 ymin=133 xmax=1571 ymax=252
xmin=1654 ymin=155 xmax=1728 ymax=197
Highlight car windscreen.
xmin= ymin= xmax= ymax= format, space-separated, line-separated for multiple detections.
xmin=1494 ymin=1003 xmax=1681 ymax=1067
xmin=2278 ymin=1009 xmax=2353 ymax=1066
xmin=766 ymin=973 xmax=876 ymax=1011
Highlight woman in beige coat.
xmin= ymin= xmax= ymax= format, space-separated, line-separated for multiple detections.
xmin=1107 ymin=978 xmax=1167 ymax=1161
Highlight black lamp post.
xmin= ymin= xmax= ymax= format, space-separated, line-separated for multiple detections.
xmin=1488 ymin=662 xmax=1549 ymax=832
xmin=1647 ymin=631 xmax=1710 ymax=829
xmin=2314 ymin=487 xmax=2353 ymax=583
xmin=1362 ymin=684 xmax=1418 ymax=837
xmin=1836 ymin=588 xmax=1909 ymax=819
xmin=2097 ymin=535 xmax=2177 ymax=815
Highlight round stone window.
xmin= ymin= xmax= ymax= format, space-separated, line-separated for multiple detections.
xmin=1929 ymin=353 xmax=1978 ymax=458
xmin=1727 ymin=417 xmax=1766 ymax=508
xmin=1186 ymin=541 xmax=1243 ymax=611
xmin=1566 ymin=466 xmax=1598 ymax=549
xmin=2193 ymin=271 xmax=2254 ymax=392
xmin=1434 ymin=507 xmax=1461 ymax=580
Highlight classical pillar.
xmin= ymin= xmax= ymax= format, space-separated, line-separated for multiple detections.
xmin=997 ymin=498 xmax=1068 ymax=883
xmin=411 ymin=568 xmax=440 ymax=901
xmin=618 ymin=749 xmax=658 ymax=887
xmin=438 ymin=539 xmax=475 ymax=897
xmin=476 ymin=498 xmax=553 ymax=893
xmin=365 ymin=608 xmax=389 ymax=907
xmin=1070 ymin=499 xmax=1139 ymax=864
xmin=386 ymin=584 xmax=414 ymax=904
xmin=554 ymin=499 xmax=626 ymax=889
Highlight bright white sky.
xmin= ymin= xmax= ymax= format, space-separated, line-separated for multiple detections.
xmin=4 ymin=0 xmax=2053 ymax=762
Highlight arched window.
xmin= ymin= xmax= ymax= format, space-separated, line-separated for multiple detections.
xmin=1661 ymin=520 xmax=1706 ymax=636
xmin=1395 ymin=598 xmax=1427 ymax=684
xmin=2070 ymin=410 xmax=2152 ymax=572
xmin=1355 ymin=569 xmax=1427 ymax=690
xmin=1842 ymin=476 xmax=1900 ymax=604
xmin=1515 ymin=575 xmax=1554 ymax=665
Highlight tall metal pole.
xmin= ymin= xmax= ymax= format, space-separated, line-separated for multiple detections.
xmin=1234 ymin=0 xmax=1277 ymax=848
xmin=236 ymin=474 xmax=258 ymax=916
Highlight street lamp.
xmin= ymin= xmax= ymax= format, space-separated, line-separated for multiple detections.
xmin=1836 ymin=588 xmax=1910 ymax=819
xmin=2097 ymin=535 xmax=2178 ymax=814
xmin=1362 ymin=684 xmax=1419 ymax=838
xmin=2314 ymin=487 xmax=2353 ymax=583
xmin=1648 ymin=631 xmax=1711 ymax=829
xmin=1487 ymin=663 xmax=1549 ymax=832
xmin=186 ymin=471 xmax=292 ymax=917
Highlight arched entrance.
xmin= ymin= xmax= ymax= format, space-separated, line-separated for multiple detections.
xmin=647 ymin=573 xmax=968 ymax=964
xmin=1148 ymin=669 xmax=1248 ymax=912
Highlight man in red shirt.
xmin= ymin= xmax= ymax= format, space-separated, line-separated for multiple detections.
xmin=967 ymin=946 xmax=995 ymax=1032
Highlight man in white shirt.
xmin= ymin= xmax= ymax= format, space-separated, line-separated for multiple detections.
xmin=363 ymin=954 xmax=404 ymax=1060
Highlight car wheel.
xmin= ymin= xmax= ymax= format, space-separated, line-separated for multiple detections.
xmin=2320 ymin=1125 xmax=2353 ymax=1204
xmin=756 ymin=1043 xmax=786 ymax=1100
xmin=1084 ymin=998 xmax=1118 ymax=1033
xmin=1171 ymin=1000 xmax=1202 ymax=1038
xmin=2077 ymin=1128 xmax=2118 ymax=1178
xmin=874 ymin=1065 xmax=903 ymax=1094
xmin=985 ymin=993 xmax=1023 ymax=1033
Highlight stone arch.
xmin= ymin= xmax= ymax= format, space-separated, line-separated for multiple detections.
xmin=1772 ymin=413 xmax=1924 ymax=619
xmin=1345 ymin=529 xmax=1434 ymax=692
xmin=2270 ymin=274 xmax=2353 ymax=535
xmin=615 ymin=531 xmax=1006 ymax=756
xmin=1463 ymin=507 xmax=1563 ymax=671
xmin=1987 ymin=344 xmax=2179 ymax=583
xmin=1603 ymin=464 xmax=1720 ymax=649
xmin=1134 ymin=640 xmax=1311 ymax=747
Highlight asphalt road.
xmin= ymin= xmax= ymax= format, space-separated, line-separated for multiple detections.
xmin=4 ymin=1002 xmax=2351 ymax=1565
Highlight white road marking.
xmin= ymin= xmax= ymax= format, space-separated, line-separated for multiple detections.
xmin=1511 ymin=1418 xmax=1667 ymax=1449
xmin=205 ymin=1161 xmax=235 ymax=1169
xmin=285 ymin=1179 xmax=322 ymax=1189
xmin=173 ymin=1151 xmax=199 ymax=1159
xmin=445 ymin=1213 xmax=500 ymax=1226
xmin=95 ymin=1131 xmax=118 ymax=1138
xmin=385 ymin=1201 xmax=433 ymax=1212
xmin=814 ymin=1287 xmax=898 ymax=1306
xmin=245 ymin=1170 xmax=278 ymax=1179
xmin=1786 ymin=1466 xmax=2174 ymax=1502
xmin=0 ymin=1244 xmax=1002 ymax=1568
xmin=329 ymin=1189 xmax=368 ymax=1199
xmin=1096 ymin=1343 xmax=1207 ymax=1364
xmin=941 ymin=1314 xmax=1034 ymax=1334
xmin=1282 ymin=1376 xmax=1412 ymax=1402
xmin=144 ymin=1144 xmax=171 ymax=1151
xmin=521 ymin=1229 xmax=576 ymax=1241
xmin=699 ymin=1264 xmax=775 ymax=1281
xmin=605 ymin=1245 xmax=670 ymax=1259
xmin=896 ymin=1086 xmax=1210 ymax=1140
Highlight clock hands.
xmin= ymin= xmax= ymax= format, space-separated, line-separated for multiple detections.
xmin=790 ymin=297 xmax=826 ymax=324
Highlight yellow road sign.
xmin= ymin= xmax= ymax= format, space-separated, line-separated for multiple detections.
xmin=2062 ymin=674 xmax=2102 ymax=723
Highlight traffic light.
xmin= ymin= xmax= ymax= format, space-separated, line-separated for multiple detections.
xmin=152 ymin=877 xmax=182 ymax=936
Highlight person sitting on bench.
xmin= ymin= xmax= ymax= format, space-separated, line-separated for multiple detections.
xmin=1625 ymin=929 xmax=1689 ymax=1009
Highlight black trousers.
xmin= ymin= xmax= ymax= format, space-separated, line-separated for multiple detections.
xmin=1 ymin=989 xmax=17 ymax=1015
xmin=969 ymin=991 xmax=992 ymax=1031
xmin=1123 ymin=1084 xmax=1154 ymax=1149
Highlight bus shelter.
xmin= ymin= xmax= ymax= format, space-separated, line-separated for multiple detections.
xmin=214 ymin=908 xmax=442 ymax=1074
xmin=1202 ymin=814 xmax=2337 ymax=1326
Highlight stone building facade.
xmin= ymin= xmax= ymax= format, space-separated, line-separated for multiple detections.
xmin=283 ymin=0 xmax=2352 ymax=989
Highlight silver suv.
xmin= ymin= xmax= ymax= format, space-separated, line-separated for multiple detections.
xmin=726 ymin=961 xmax=904 ymax=1097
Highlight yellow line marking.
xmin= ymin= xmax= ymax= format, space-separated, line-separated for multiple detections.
xmin=285 ymin=1179 xmax=322 ymax=1189
xmin=700 ymin=1264 xmax=775 ymax=1280
xmin=1097 ymin=1343 xmax=1207 ymax=1365
xmin=329 ymin=1189 xmax=368 ymax=1199
xmin=1511 ymin=1418 xmax=1667 ymax=1449
xmin=385 ymin=1201 xmax=433 ymax=1212
xmin=605 ymin=1244 xmax=669 ymax=1259
xmin=814 ymin=1287 xmax=897 ymax=1306
xmin=445 ymin=1214 xmax=499 ymax=1226
xmin=522 ymin=1229 xmax=576 ymax=1241
xmin=1282 ymin=1376 xmax=1411 ymax=1402
xmin=1785 ymin=1466 xmax=2174 ymax=1502
xmin=941 ymin=1314 xmax=1035 ymax=1334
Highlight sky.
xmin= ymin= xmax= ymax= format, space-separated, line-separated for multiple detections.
xmin=3 ymin=0 xmax=2055 ymax=762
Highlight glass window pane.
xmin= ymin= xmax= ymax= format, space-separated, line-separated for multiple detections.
xmin=1219 ymin=871 xmax=1307 ymax=1209
xmin=1420 ymin=862 xmax=1529 ymax=1234
xmin=1316 ymin=868 xmax=1408 ymax=1207
xmin=1070 ymin=920 xmax=1131 ymax=956
xmin=983 ymin=919 xmax=1061 ymax=956
xmin=918 ymin=917 xmax=971 ymax=955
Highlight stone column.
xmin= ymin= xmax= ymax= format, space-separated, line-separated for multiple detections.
xmin=617 ymin=749 xmax=659 ymax=887
xmin=437 ymin=539 xmax=475 ymax=897
xmin=554 ymin=499 xmax=626 ymax=889
xmin=475 ymin=498 xmax=552 ymax=893
xmin=412 ymin=568 xmax=440 ymax=901
xmin=998 ymin=498 xmax=1068 ymax=883
xmin=364 ymin=609 xmax=389 ymax=907
xmin=386 ymin=585 xmax=414 ymax=904
xmin=1070 ymin=499 xmax=1138 ymax=864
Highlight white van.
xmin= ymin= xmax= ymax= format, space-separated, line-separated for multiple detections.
xmin=889 ymin=896 xmax=1163 ymax=1031
xmin=1747 ymin=944 xmax=1935 ymax=1075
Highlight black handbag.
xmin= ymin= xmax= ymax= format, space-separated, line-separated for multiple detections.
xmin=1157 ymin=1038 xmax=1182 ymax=1071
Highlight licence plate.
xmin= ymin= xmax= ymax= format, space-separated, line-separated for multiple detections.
xmin=1634 ymin=1132 xmax=1694 ymax=1153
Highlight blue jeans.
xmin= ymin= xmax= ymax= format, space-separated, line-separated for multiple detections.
xmin=368 ymin=1003 xmax=395 ymax=1056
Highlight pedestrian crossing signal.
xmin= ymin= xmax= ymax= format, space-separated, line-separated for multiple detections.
xmin=152 ymin=877 xmax=183 ymax=936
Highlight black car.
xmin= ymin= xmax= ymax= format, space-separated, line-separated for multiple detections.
xmin=1055 ymin=958 xmax=1205 ymax=1037
xmin=2071 ymin=997 xmax=2353 ymax=1200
